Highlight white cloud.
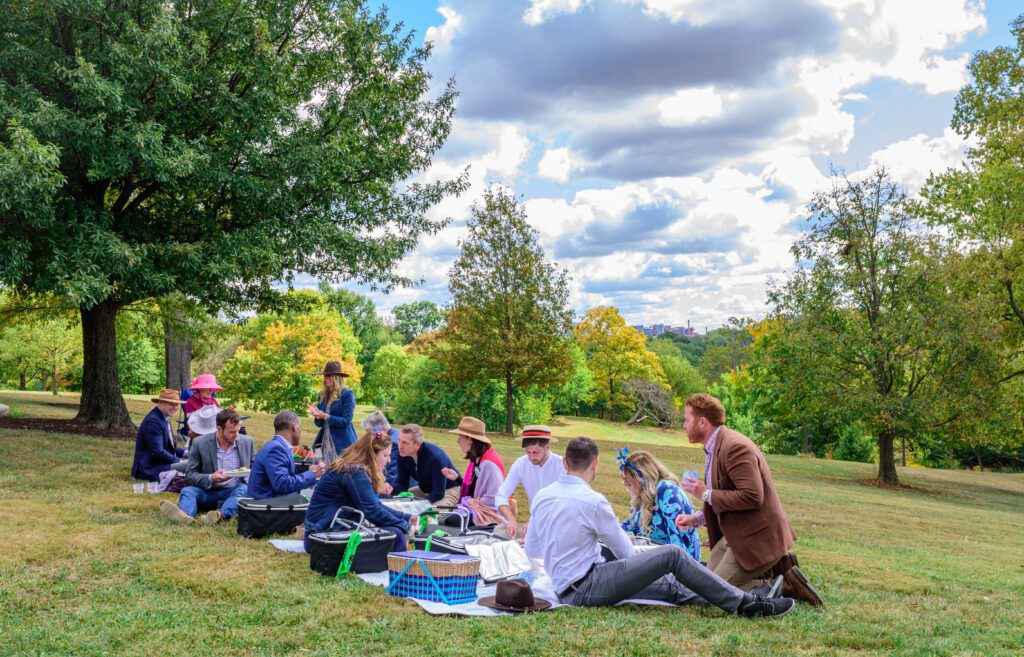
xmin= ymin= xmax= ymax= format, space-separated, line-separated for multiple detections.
xmin=523 ymin=0 xmax=590 ymax=26
xmin=424 ymin=6 xmax=463 ymax=52
xmin=657 ymin=86 xmax=724 ymax=126
xmin=867 ymin=126 xmax=971 ymax=190
xmin=537 ymin=146 xmax=587 ymax=182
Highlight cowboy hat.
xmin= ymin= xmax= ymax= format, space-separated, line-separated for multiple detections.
xmin=314 ymin=361 xmax=350 ymax=377
xmin=519 ymin=425 xmax=557 ymax=443
xmin=448 ymin=416 xmax=489 ymax=444
xmin=187 ymin=404 xmax=219 ymax=435
xmin=189 ymin=373 xmax=223 ymax=391
xmin=478 ymin=579 xmax=552 ymax=613
xmin=152 ymin=389 xmax=187 ymax=405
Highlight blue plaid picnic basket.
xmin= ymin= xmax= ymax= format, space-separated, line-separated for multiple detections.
xmin=385 ymin=551 xmax=480 ymax=605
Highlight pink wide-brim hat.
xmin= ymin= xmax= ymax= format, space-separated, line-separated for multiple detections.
xmin=189 ymin=373 xmax=223 ymax=392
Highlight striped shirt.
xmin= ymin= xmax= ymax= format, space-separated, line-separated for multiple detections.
xmin=215 ymin=441 xmax=241 ymax=488
xmin=694 ymin=426 xmax=722 ymax=527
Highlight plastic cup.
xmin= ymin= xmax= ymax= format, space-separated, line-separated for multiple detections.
xmin=682 ymin=470 xmax=699 ymax=483
xmin=146 ymin=481 xmax=159 ymax=493
xmin=133 ymin=483 xmax=145 ymax=494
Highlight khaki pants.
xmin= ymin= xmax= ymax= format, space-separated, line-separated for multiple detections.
xmin=707 ymin=537 xmax=780 ymax=592
xmin=409 ymin=485 xmax=460 ymax=508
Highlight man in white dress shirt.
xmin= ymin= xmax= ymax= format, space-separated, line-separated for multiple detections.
xmin=524 ymin=437 xmax=795 ymax=617
xmin=494 ymin=425 xmax=564 ymax=539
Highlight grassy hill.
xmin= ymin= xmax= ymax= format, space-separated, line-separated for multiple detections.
xmin=0 ymin=391 xmax=1021 ymax=656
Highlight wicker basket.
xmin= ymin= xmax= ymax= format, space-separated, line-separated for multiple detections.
xmin=386 ymin=551 xmax=480 ymax=604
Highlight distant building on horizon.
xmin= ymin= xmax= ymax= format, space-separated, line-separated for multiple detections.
xmin=631 ymin=321 xmax=698 ymax=338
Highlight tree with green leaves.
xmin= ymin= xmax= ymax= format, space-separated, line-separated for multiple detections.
xmin=319 ymin=283 xmax=402 ymax=370
xmin=548 ymin=342 xmax=598 ymax=417
xmin=770 ymin=168 xmax=999 ymax=484
xmin=0 ymin=0 xmax=462 ymax=430
xmin=393 ymin=301 xmax=443 ymax=343
xmin=438 ymin=187 xmax=573 ymax=434
xmin=364 ymin=343 xmax=411 ymax=408
xmin=575 ymin=306 xmax=666 ymax=422
xmin=648 ymin=337 xmax=706 ymax=402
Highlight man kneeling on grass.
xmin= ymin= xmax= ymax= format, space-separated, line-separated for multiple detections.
xmin=524 ymin=437 xmax=795 ymax=618
xmin=160 ymin=409 xmax=254 ymax=526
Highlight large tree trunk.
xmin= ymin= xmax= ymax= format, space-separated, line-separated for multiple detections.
xmin=164 ymin=313 xmax=192 ymax=392
xmin=76 ymin=299 xmax=134 ymax=431
xmin=801 ymin=424 xmax=811 ymax=453
xmin=51 ymin=361 xmax=58 ymax=395
xmin=18 ymin=372 xmax=26 ymax=390
xmin=504 ymin=371 xmax=514 ymax=435
xmin=877 ymin=429 xmax=899 ymax=484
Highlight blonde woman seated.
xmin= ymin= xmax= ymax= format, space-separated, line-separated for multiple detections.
xmin=617 ymin=448 xmax=701 ymax=561
xmin=304 ymin=430 xmax=414 ymax=553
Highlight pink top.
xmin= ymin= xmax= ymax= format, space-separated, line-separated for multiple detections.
xmin=184 ymin=394 xmax=219 ymax=416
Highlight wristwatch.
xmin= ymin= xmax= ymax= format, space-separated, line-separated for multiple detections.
xmin=701 ymin=489 xmax=711 ymax=504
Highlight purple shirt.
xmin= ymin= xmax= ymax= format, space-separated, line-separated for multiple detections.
xmin=694 ymin=426 xmax=722 ymax=528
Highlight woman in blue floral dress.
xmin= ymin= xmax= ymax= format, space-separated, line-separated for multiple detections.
xmin=618 ymin=448 xmax=701 ymax=561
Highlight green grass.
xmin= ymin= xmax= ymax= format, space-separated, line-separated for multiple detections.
xmin=1 ymin=391 xmax=1022 ymax=656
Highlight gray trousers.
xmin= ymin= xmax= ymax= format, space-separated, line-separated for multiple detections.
xmin=561 ymin=544 xmax=744 ymax=612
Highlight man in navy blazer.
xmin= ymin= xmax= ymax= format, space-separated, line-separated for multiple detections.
xmin=131 ymin=389 xmax=187 ymax=482
xmin=248 ymin=411 xmax=325 ymax=499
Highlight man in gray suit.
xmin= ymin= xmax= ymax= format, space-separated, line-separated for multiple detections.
xmin=159 ymin=409 xmax=254 ymax=526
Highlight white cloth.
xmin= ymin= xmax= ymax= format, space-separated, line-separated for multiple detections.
xmin=524 ymin=473 xmax=635 ymax=595
xmin=493 ymin=453 xmax=564 ymax=509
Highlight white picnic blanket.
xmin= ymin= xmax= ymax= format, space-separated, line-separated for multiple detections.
xmin=267 ymin=539 xmax=678 ymax=616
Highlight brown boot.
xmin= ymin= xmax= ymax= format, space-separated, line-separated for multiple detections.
xmin=782 ymin=565 xmax=823 ymax=607
xmin=771 ymin=551 xmax=799 ymax=578
xmin=159 ymin=500 xmax=194 ymax=524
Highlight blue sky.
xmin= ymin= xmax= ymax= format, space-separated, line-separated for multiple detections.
xmin=322 ymin=0 xmax=1022 ymax=329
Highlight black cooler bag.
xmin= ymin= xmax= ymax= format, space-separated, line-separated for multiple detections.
xmin=308 ymin=508 xmax=396 ymax=575
xmin=426 ymin=531 xmax=507 ymax=556
xmin=236 ymin=493 xmax=308 ymax=539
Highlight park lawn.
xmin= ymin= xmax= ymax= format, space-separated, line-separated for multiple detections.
xmin=0 ymin=392 xmax=1022 ymax=656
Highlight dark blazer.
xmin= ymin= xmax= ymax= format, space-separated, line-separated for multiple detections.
xmin=304 ymin=465 xmax=411 ymax=534
xmin=131 ymin=407 xmax=185 ymax=482
xmin=703 ymin=427 xmax=796 ymax=571
xmin=395 ymin=441 xmax=460 ymax=503
xmin=185 ymin=432 xmax=254 ymax=490
xmin=313 ymin=388 xmax=357 ymax=454
xmin=247 ymin=436 xmax=317 ymax=499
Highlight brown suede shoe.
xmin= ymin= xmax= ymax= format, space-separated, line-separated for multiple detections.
xmin=159 ymin=499 xmax=194 ymax=524
xmin=771 ymin=551 xmax=799 ymax=578
xmin=199 ymin=510 xmax=223 ymax=526
xmin=782 ymin=565 xmax=823 ymax=607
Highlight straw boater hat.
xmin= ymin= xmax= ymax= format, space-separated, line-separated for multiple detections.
xmin=152 ymin=388 xmax=187 ymax=405
xmin=478 ymin=579 xmax=552 ymax=613
xmin=189 ymin=373 xmax=223 ymax=391
xmin=448 ymin=416 xmax=490 ymax=444
xmin=187 ymin=405 xmax=219 ymax=435
xmin=314 ymin=361 xmax=350 ymax=377
xmin=519 ymin=425 xmax=557 ymax=444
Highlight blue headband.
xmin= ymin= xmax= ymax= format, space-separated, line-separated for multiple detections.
xmin=616 ymin=447 xmax=644 ymax=480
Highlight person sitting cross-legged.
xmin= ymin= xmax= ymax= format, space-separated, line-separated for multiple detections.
xmin=132 ymin=388 xmax=188 ymax=482
xmin=304 ymin=430 xmax=415 ymax=553
xmin=494 ymin=425 xmax=564 ymax=540
xmin=618 ymin=448 xmax=701 ymax=562
xmin=247 ymin=411 xmax=325 ymax=500
xmin=159 ymin=409 xmax=253 ymax=526
xmin=524 ymin=437 xmax=795 ymax=618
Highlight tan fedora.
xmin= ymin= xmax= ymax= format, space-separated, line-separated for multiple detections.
xmin=518 ymin=425 xmax=557 ymax=444
xmin=448 ymin=416 xmax=489 ymax=444
xmin=152 ymin=388 xmax=187 ymax=405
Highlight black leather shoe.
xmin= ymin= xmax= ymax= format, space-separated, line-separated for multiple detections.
xmin=748 ymin=575 xmax=784 ymax=599
xmin=782 ymin=565 xmax=823 ymax=607
xmin=737 ymin=594 xmax=795 ymax=618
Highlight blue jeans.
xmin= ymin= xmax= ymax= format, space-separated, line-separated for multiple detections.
xmin=179 ymin=484 xmax=248 ymax=519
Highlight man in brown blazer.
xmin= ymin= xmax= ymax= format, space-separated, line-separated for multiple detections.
xmin=675 ymin=393 xmax=822 ymax=606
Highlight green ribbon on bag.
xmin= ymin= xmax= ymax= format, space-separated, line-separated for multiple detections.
xmin=423 ymin=529 xmax=449 ymax=551
xmin=418 ymin=508 xmax=439 ymax=534
xmin=336 ymin=532 xmax=362 ymax=578
xmin=396 ymin=491 xmax=414 ymax=499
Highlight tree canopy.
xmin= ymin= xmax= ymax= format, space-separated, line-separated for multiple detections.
xmin=0 ymin=0 xmax=462 ymax=428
